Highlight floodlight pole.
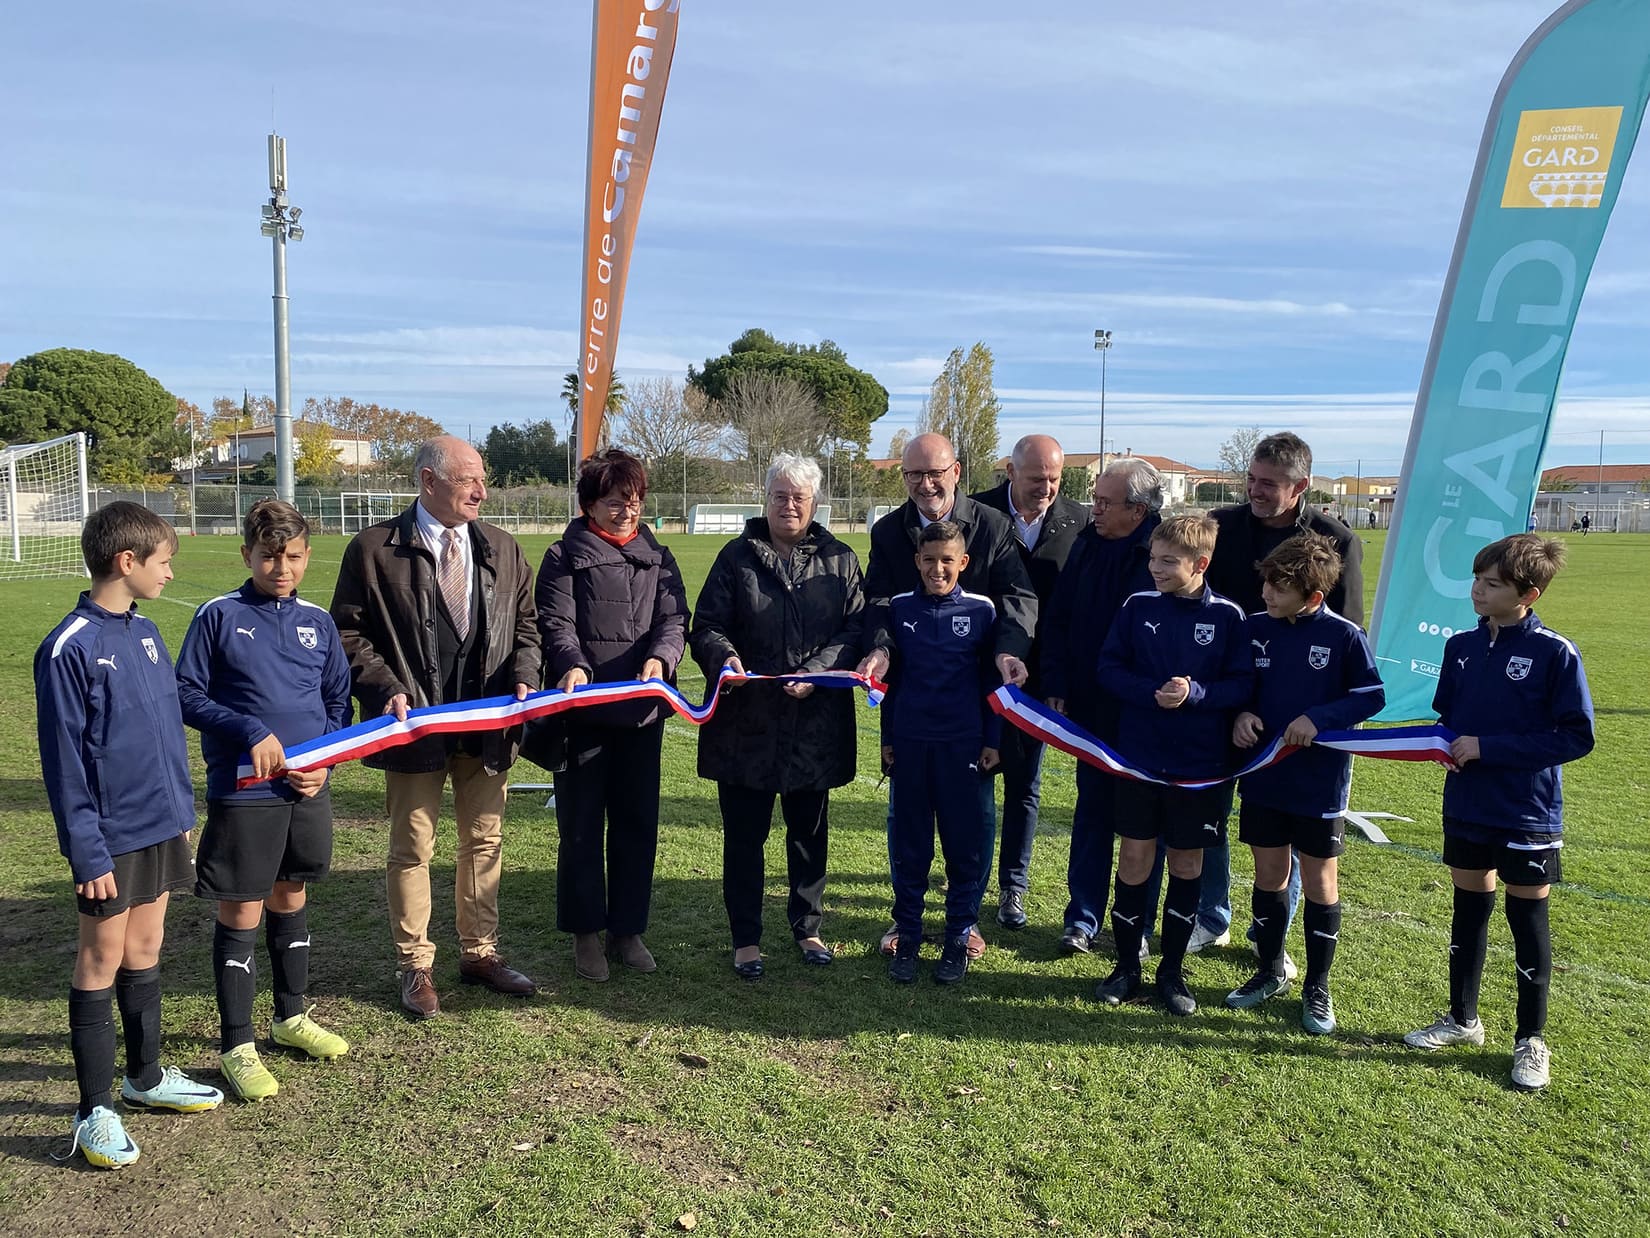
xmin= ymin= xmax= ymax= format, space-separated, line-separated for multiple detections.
xmin=1093 ymin=329 xmax=1112 ymax=468
xmin=262 ymin=133 xmax=304 ymax=505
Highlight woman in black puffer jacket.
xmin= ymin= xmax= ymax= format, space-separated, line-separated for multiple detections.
xmin=536 ymin=450 xmax=688 ymax=983
xmin=690 ymin=454 xmax=865 ymax=981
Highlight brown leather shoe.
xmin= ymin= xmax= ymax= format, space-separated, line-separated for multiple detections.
xmin=573 ymin=933 xmax=609 ymax=983
xmin=400 ymin=967 xmax=440 ymax=1019
xmin=458 ymin=953 xmax=537 ymax=996
xmin=609 ymin=934 xmax=657 ymax=973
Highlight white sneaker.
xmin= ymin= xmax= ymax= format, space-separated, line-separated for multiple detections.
xmin=1511 ymin=1036 xmax=1551 ymax=1090
xmin=1247 ymin=940 xmax=1298 ymax=981
xmin=1186 ymin=923 xmax=1230 ymax=953
xmin=1403 ymin=1011 xmax=1486 ymax=1050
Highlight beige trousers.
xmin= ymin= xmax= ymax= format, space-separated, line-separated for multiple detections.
xmin=384 ymin=756 xmax=507 ymax=970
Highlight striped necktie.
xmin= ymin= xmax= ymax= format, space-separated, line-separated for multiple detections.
xmin=439 ymin=527 xmax=469 ymax=640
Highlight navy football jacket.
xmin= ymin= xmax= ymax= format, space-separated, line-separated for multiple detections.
xmin=176 ymin=583 xmax=353 ymax=802
xmin=35 ymin=596 xmax=196 ymax=883
xmin=884 ymin=587 xmax=1003 ymax=747
xmin=1097 ymin=587 xmax=1252 ymax=780
xmin=1433 ymin=612 xmax=1594 ymax=833
xmin=1237 ymin=606 xmax=1385 ymax=817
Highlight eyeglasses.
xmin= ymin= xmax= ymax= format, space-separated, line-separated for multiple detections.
xmin=1091 ymin=498 xmax=1139 ymax=513
xmin=768 ymin=491 xmax=811 ymax=509
xmin=600 ymin=496 xmax=643 ymax=513
xmin=902 ymin=468 xmax=954 ymax=484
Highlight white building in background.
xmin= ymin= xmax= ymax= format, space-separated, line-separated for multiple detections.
xmin=990 ymin=449 xmax=1201 ymax=507
xmin=210 ymin=421 xmax=374 ymax=469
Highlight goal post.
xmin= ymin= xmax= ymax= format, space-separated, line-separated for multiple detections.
xmin=0 ymin=432 xmax=91 ymax=581
xmin=338 ymin=491 xmax=418 ymax=535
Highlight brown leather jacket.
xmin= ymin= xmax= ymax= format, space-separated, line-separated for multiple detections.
xmin=330 ymin=504 xmax=542 ymax=774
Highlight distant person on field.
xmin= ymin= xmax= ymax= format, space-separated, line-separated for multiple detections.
xmin=176 ymin=500 xmax=353 ymax=1103
xmin=36 ymin=502 xmax=223 ymax=1169
xmin=1227 ymin=535 xmax=1384 ymax=1033
xmin=970 ymin=434 xmax=1088 ymax=932
xmin=1403 ymin=534 xmax=1594 ymax=1092
xmin=1093 ymin=514 xmax=1252 ymax=1017
xmin=1579 ymin=512 xmax=1591 ymax=536
xmin=1196 ymin=432 xmax=1365 ymax=966
xmin=880 ymin=521 xmax=1003 ymax=987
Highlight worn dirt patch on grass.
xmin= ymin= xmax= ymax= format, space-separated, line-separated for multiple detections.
xmin=608 ymin=1119 xmax=745 ymax=1191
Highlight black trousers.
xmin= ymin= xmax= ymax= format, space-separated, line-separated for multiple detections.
xmin=718 ymin=783 xmax=830 ymax=949
xmin=553 ymin=721 xmax=664 ymax=936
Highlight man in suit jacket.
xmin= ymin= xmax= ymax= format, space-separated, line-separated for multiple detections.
xmin=970 ymin=435 xmax=1088 ymax=929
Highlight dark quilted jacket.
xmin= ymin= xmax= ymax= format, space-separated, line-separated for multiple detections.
xmin=690 ymin=520 xmax=864 ymax=792
xmin=534 ymin=518 xmax=689 ymax=732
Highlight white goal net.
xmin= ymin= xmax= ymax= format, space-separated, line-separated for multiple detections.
xmin=339 ymin=491 xmax=418 ymax=535
xmin=0 ymin=432 xmax=91 ymax=581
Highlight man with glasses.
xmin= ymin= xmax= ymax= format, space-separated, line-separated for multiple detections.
xmin=969 ymin=435 xmax=1089 ymax=930
xmin=1191 ymin=431 xmax=1365 ymax=968
xmin=858 ymin=432 xmax=1037 ymax=959
xmin=331 ymin=435 xmax=542 ymax=1019
xmin=1042 ymin=458 xmax=1168 ymax=955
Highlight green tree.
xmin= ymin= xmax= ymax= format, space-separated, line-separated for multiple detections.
xmin=562 ymin=369 xmax=627 ymax=454
xmin=919 ymin=343 xmax=1000 ymax=493
xmin=482 ymin=419 xmax=568 ymax=485
xmin=1060 ymin=465 xmax=1093 ymax=502
xmin=0 ymin=348 xmax=176 ymax=478
xmin=295 ymin=421 xmax=345 ymax=486
xmin=688 ymin=330 xmax=887 ymax=450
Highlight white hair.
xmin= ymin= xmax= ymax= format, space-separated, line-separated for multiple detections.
xmin=1104 ymin=458 xmax=1164 ymax=513
xmin=765 ymin=453 xmax=823 ymax=497
xmin=412 ymin=438 xmax=469 ymax=486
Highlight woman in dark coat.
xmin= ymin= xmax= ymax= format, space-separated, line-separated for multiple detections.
xmin=536 ymin=450 xmax=688 ymax=983
xmin=690 ymin=454 xmax=865 ymax=980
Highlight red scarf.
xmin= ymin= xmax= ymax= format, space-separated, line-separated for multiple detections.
xmin=589 ymin=521 xmax=639 ymax=549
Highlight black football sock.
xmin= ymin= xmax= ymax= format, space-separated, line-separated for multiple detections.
xmin=1251 ymin=885 xmax=1290 ymax=976
xmin=1449 ymin=887 xmax=1495 ymax=1026
xmin=68 ymin=985 xmax=116 ymax=1119
xmin=1157 ymin=874 xmax=1201 ymax=972
xmin=214 ymin=922 xmax=259 ymax=1052
xmin=1109 ymin=877 xmax=1149 ymax=975
xmin=266 ymin=908 xmax=311 ymax=1022
xmin=1505 ymin=894 xmax=1552 ymax=1041
xmin=1302 ymin=899 xmax=1342 ymax=988
xmin=114 ymin=965 xmax=162 ymax=1091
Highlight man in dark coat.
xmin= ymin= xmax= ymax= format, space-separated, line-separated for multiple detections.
xmin=1192 ymin=431 xmax=1366 ymax=965
xmin=691 ymin=455 xmax=864 ymax=976
xmin=970 ymin=434 xmax=1088 ymax=929
xmin=857 ymin=432 xmax=1037 ymax=956
xmin=1042 ymin=457 xmax=1167 ymax=954
xmin=330 ymin=436 xmax=541 ymax=1019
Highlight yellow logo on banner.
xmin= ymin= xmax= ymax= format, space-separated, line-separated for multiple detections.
xmin=1501 ymin=106 xmax=1624 ymax=208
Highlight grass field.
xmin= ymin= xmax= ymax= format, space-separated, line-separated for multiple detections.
xmin=1 ymin=528 xmax=1647 ymax=1237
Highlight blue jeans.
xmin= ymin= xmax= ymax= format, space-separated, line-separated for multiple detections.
xmin=982 ymin=729 xmax=1044 ymax=894
xmin=1065 ymin=762 xmax=1165 ymax=939
xmin=890 ymin=739 xmax=993 ymax=941
xmin=1198 ymin=838 xmax=1301 ymax=937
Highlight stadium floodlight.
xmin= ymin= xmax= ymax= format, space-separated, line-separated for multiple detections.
xmin=1093 ymin=329 xmax=1113 ymax=462
xmin=259 ymin=132 xmax=306 ymax=505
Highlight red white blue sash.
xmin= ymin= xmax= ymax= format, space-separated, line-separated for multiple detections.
xmin=988 ymin=685 xmax=1456 ymax=788
xmin=237 ymin=667 xmax=885 ymax=787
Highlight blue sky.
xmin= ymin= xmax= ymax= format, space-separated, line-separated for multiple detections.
xmin=2 ymin=1 xmax=1646 ymax=477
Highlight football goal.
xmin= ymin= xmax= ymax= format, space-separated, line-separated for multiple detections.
xmin=339 ymin=491 xmax=418 ymax=535
xmin=687 ymin=503 xmax=833 ymax=534
xmin=0 ymin=432 xmax=91 ymax=581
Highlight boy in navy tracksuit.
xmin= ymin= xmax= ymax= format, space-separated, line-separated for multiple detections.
xmin=1229 ymin=534 xmax=1384 ymax=1032
xmin=881 ymin=522 xmax=1002 ymax=986
xmin=1403 ymin=534 xmax=1593 ymax=1091
xmin=36 ymin=502 xmax=223 ymax=1169
xmin=1094 ymin=514 xmax=1252 ymax=1016
xmin=176 ymin=500 xmax=353 ymax=1103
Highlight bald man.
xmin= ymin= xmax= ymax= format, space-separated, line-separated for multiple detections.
xmin=970 ymin=435 xmax=1089 ymax=928
xmin=331 ymin=435 xmax=542 ymax=1019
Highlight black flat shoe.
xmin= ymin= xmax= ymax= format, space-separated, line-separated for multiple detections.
xmin=732 ymin=956 xmax=764 ymax=982
xmin=799 ymin=943 xmax=834 ymax=966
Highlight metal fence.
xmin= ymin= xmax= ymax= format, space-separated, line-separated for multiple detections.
xmin=91 ymin=484 xmax=901 ymax=537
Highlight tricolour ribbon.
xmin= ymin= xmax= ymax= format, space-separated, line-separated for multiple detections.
xmin=236 ymin=667 xmax=885 ymax=787
xmin=988 ymin=685 xmax=1457 ymax=789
